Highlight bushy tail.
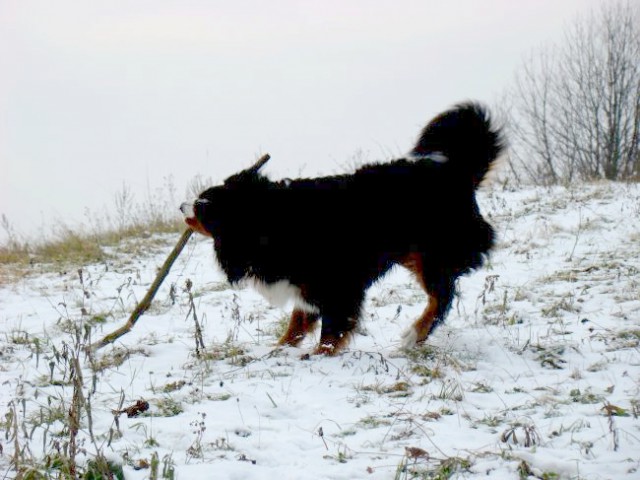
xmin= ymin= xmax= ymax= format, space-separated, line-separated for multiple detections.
xmin=411 ymin=102 xmax=504 ymax=187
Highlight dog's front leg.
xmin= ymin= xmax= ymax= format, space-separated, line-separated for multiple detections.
xmin=278 ymin=309 xmax=320 ymax=347
xmin=313 ymin=315 xmax=357 ymax=356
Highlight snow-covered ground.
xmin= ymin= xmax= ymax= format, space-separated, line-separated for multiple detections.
xmin=1 ymin=182 xmax=639 ymax=479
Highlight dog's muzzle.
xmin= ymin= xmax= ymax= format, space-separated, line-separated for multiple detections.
xmin=180 ymin=201 xmax=194 ymax=218
xmin=180 ymin=200 xmax=212 ymax=236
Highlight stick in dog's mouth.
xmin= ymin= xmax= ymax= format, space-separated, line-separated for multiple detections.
xmin=180 ymin=200 xmax=211 ymax=236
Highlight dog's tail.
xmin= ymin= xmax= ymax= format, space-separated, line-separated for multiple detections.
xmin=411 ymin=102 xmax=504 ymax=188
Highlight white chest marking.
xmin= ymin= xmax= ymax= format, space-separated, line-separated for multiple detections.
xmin=247 ymin=278 xmax=319 ymax=313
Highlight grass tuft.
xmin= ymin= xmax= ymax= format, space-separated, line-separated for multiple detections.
xmin=0 ymin=179 xmax=185 ymax=271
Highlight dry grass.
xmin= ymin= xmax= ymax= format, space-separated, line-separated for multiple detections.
xmin=0 ymin=180 xmax=185 ymax=272
xmin=0 ymin=219 xmax=183 ymax=287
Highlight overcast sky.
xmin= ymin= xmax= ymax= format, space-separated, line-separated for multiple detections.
xmin=1 ymin=0 xmax=605 ymax=239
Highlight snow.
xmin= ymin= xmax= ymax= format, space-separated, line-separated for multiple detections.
xmin=1 ymin=182 xmax=639 ymax=479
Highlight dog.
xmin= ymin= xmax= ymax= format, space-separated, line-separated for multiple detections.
xmin=181 ymin=102 xmax=504 ymax=355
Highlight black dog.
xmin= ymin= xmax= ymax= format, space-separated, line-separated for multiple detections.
xmin=181 ymin=103 xmax=504 ymax=355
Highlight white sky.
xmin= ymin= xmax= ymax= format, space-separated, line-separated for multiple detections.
xmin=0 ymin=0 xmax=604 ymax=238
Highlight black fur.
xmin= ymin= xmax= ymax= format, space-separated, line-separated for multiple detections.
xmin=187 ymin=102 xmax=504 ymax=353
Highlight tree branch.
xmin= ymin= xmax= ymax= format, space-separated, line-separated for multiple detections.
xmin=89 ymin=228 xmax=194 ymax=351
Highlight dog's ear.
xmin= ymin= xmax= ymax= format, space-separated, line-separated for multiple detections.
xmin=247 ymin=153 xmax=271 ymax=174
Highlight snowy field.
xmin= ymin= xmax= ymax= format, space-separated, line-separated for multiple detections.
xmin=1 ymin=182 xmax=639 ymax=479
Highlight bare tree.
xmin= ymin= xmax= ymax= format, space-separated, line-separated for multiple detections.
xmin=506 ymin=1 xmax=640 ymax=184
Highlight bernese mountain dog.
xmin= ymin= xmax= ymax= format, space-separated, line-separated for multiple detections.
xmin=181 ymin=102 xmax=504 ymax=355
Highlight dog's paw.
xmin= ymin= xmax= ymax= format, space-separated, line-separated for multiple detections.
xmin=313 ymin=343 xmax=338 ymax=356
xmin=400 ymin=326 xmax=419 ymax=349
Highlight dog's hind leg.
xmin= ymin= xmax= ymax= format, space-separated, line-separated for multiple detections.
xmin=400 ymin=284 xmax=455 ymax=347
xmin=278 ymin=309 xmax=320 ymax=347
xmin=401 ymin=254 xmax=456 ymax=347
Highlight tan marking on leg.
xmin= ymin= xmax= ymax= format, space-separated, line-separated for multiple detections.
xmin=278 ymin=309 xmax=319 ymax=347
xmin=400 ymin=252 xmax=427 ymax=290
xmin=401 ymin=252 xmax=438 ymax=344
xmin=411 ymin=295 xmax=439 ymax=343
xmin=313 ymin=330 xmax=353 ymax=356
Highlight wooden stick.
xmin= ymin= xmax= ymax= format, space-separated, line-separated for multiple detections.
xmin=247 ymin=153 xmax=271 ymax=173
xmin=90 ymin=228 xmax=194 ymax=351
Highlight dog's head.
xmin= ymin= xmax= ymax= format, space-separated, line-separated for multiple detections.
xmin=180 ymin=154 xmax=271 ymax=236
